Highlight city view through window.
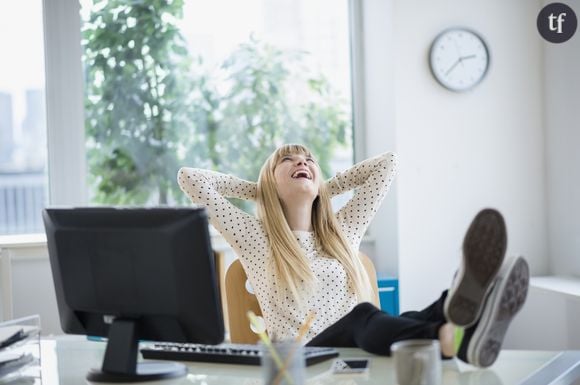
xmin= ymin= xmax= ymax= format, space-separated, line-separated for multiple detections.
xmin=0 ymin=2 xmax=47 ymax=235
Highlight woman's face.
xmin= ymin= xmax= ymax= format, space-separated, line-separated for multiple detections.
xmin=273 ymin=152 xmax=320 ymax=205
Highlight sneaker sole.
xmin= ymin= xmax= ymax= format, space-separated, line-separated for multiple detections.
xmin=444 ymin=208 xmax=507 ymax=327
xmin=467 ymin=256 xmax=530 ymax=367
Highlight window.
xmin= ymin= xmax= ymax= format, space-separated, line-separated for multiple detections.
xmin=0 ymin=2 xmax=48 ymax=235
xmin=79 ymin=0 xmax=354 ymax=208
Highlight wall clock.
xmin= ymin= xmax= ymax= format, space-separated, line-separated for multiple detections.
xmin=429 ymin=28 xmax=490 ymax=92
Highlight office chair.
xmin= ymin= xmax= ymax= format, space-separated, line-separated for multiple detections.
xmin=225 ymin=252 xmax=380 ymax=344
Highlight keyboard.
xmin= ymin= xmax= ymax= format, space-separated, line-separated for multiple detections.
xmin=140 ymin=342 xmax=339 ymax=366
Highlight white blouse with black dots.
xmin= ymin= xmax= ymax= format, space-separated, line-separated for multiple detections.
xmin=177 ymin=152 xmax=398 ymax=342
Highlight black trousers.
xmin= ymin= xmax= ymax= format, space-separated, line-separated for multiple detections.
xmin=306 ymin=290 xmax=449 ymax=356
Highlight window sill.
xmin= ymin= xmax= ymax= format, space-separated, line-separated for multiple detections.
xmin=0 ymin=231 xmax=233 ymax=252
xmin=0 ymin=234 xmax=47 ymax=249
xmin=531 ymin=275 xmax=580 ymax=299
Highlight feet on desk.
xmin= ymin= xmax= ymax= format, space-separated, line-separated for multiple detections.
xmin=457 ymin=256 xmax=530 ymax=368
xmin=444 ymin=208 xmax=507 ymax=328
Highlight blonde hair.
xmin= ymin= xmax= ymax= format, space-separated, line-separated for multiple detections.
xmin=256 ymin=144 xmax=373 ymax=305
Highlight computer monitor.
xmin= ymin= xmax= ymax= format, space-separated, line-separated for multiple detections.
xmin=43 ymin=207 xmax=225 ymax=382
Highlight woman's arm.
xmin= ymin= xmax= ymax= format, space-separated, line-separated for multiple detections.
xmin=179 ymin=168 xmax=257 ymax=201
xmin=326 ymin=152 xmax=397 ymax=197
xmin=327 ymin=152 xmax=398 ymax=246
xmin=177 ymin=167 xmax=263 ymax=256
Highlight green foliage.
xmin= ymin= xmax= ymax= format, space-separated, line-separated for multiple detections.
xmin=215 ymin=38 xmax=350 ymax=182
xmin=83 ymin=1 xmax=351 ymax=207
xmin=84 ymin=0 xmax=196 ymax=204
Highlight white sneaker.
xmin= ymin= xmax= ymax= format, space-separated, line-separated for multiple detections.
xmin=457 ymin=256 xmax=530 ymax=367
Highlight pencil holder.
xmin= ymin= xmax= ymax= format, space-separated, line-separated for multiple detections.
xmin=261 ymin=340 xmax=305 ymax=385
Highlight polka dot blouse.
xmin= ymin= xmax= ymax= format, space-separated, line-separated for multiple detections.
xmin=177 ymin=152 xmax=398 ymax=342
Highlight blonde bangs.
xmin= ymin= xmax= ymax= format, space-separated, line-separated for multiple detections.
xmin=268 ymin=144 xmax=315 ymax=169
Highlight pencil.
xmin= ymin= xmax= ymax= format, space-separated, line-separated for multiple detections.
xmin=247 ymin=311 xmax=295 ymax=385
xmin=296 ymin=311 xmax=316 ymax=343
xmin=272 ymin=311 xmax=316 ymax=385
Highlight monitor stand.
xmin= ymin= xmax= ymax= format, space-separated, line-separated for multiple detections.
xmin=86 ymin=319 xmax=187 ymax=383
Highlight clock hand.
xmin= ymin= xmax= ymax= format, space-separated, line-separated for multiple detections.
xmin=445 ymin=58 xmax=461 ymax=76
xmin=450 ymin=54 xmax=477 ymax=74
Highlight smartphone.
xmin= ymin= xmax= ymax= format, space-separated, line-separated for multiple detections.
xmin=331 ymin=358 xmax=370 ymax=374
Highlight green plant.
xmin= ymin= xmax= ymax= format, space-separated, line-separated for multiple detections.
xmin=84 ymin=0 xmax=197 ymax=204
xmin=212 ymin=37 xmax=350 ymax=182
xmin=83 ymin=1 xmax=351 ymax=207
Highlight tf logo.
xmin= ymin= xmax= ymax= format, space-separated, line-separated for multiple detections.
xmin=537 ymin=2 xmax=577 ymax=43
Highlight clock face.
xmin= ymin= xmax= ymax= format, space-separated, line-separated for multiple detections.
xmin=429 ymin=28 xmax=489 ymax=92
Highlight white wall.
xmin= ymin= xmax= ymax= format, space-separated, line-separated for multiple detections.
xmin=504 ymin=282 xmax=580 ymax=349
xmin=544 ymin=0 xmax=580 ymax=277
xmin=363 ymin=0 xmax=549 ymax=311
xmin=11 ymin=256 xmax=61 ymax=335
xmin=361 ymin=0 xmax=580 ymax=350
xmin=0 ymin=244 xmax=62 ymax=335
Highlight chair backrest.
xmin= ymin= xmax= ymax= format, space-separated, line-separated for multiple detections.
xmin=225 ymin=252 xmax=379 ymax=344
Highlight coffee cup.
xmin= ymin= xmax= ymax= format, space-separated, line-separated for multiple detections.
xmin=391 ymin=339 xmax=442 ymax=385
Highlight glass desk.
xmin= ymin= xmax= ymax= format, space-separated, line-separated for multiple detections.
xmin=33 ymin=336 xmax=580 ymax=385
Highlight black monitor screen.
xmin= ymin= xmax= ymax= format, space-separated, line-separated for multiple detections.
xmin=43 ymin=207 xmax=224 ymax=382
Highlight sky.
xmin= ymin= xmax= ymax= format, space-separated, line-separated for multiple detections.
xmin=0 ymin=1 xmax=45 ymax=138
xmin=0 ymin=1 xmax=45 ymax=91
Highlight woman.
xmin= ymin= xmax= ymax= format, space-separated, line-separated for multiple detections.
xmin=177 ymin=144 xmax=529 ymax=368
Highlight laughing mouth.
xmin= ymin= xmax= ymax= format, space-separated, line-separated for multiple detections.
xmin=291 ymin=170 xmax=312 ymax=180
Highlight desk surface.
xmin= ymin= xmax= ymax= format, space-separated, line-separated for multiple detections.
xmin=32 ymin=336 xmax=578 ymax=385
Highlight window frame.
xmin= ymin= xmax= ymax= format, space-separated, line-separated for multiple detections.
xmin=43 ymin=0 xmax=87 ymax=206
